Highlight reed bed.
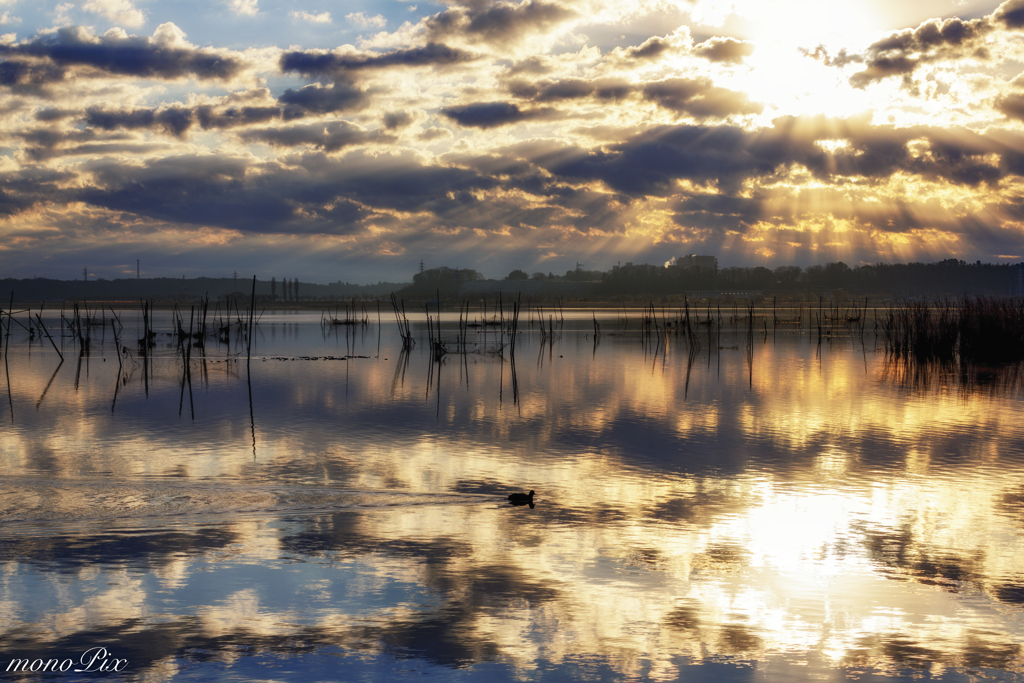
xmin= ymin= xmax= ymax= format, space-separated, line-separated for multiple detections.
xmin=881 ymin=297 xmax=1024 ymax=363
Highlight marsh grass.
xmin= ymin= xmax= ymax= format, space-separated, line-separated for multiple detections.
xmin=882 ymin=297 xmax=1024 ymax=363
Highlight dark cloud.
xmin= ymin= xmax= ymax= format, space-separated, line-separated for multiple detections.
xmin=73 ymin=148 xmax=499 ymax=236
xmin=425 ymin=0 xmax=575 ymax=46
xmin=506 ymin=56 xmax=551 ymax=75
xmin=0 ymin=58 xmax=66 ymax=93
xmin=693 ymin=37 xmax=755 ymax=64
xmin=79 ymin=103 xmax=287 ymax=136
xmin=278 ymin=83 xmax=368 ymax=116
xmin=626 ymin=36 xmax=672 ymax=60
xmin=838 ymin=11 xmax=1005 ymax=88
xmin=673 ymin=193 xmax=763 ymax=229
xmin=807 ymin=0 xmax=1024 ymax=89
xmin=74 ymin=85 xmax=367 ymax=139
xmin=418 ymin=126 xmax=453 ymax=141
xmin=15 ymin=126 xmax=142 ymax=161
xmin=995 ymin=92 xmax=1024 ymax=120
xmin=510 ymin=77 xmax=632 ymax=102
xmin=34 ymin=108 xmax=74 ymax=122
xmin=279 ymin=43 xmax=476 ymax=78
xmin=0 ymin=26 xmax=242 ymax=82
xmin=994 ymin=0 xmax=1024 ymax=28
xmin=538 ymin=116 xmax=1021 ymax=199
xmin=442 ymin=101 xmax=546 ymax=128
xmin=85 ymin=106 xmax=193 ymax=137
xmin=0 ymin=186 xmax=39 ymax=216
xmin=382 ymin=111 xmax=415 ymax=129
xmin=79 ymin=156 xmax=300 ymax=232
xmin=800 ymin=45 xmax=863 ymax=68
xmin=195 ymin=105 xmax=281 ymax=129
xmin=642 ymin=78 xmax=763 ymax=118
xmin=0 ymin=168 xmax=76 ymax=216
xmin=239 ymin=121 xmax=393 ymax=152
xmin=541 ymin=124 xmax=784 ymax=195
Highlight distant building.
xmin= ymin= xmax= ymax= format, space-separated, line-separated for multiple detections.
xmin=665 ymin=254 xmax=718 ymax=272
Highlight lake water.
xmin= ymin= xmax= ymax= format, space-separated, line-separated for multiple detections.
xmin=1 ymin=306 xmax=1023 ymax=682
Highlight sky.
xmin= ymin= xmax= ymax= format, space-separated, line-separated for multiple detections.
xmin=1 ymin=0 xmax=1024 ymax=283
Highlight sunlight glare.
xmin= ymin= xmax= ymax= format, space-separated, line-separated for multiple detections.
xmin=708 ymin=0 xmax=885 ymax=118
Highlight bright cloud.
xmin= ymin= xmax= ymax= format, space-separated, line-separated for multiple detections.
xmin=1 ymin=0 xmax=1024 ymax=281
xmin=83 ymin=0 xmax=145 ymax=27
xmin=226 ymin=0 xmax=257 ymax=17
xmin=346 ymin=11 xmax=386 ymax=28
xmin=290 ymin=10 xmax=331 ymax=24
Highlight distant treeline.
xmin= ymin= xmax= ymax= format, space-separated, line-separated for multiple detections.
xmin=398 ymin=260 xmax=1023 ymax=300
xmin=596 ymin=259 xmax=1022 ymax=298
xmin=1 ymin=276 xmax=404 ymax=303
xmin=5 ymin=258 xmax=1023 ymax=303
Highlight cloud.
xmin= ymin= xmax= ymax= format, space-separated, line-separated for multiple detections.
xmin=0 ymin=167 xmax=74 ymax=216
xmin=624 ymin=36 xmax=672 ymax=60
xmin=73 ymin=150 xmax=498 ymax=236
xmin=82 ymin=0 xmax=145 ymax=28
xmin=441 ymin=101 xmax=554 ymax=128
xmin=195 ymin=104 xmax=281 ymax=129
xmin=418 ymin=126 xmax=452 ymax=141
xmin=541 ymin=124 xmax=781 ymax=196
xmin=84 ymin=105 xmax=193 ymax=137
xmin=0 ymin=24 xmax=243 ymax=83
xmin=510 ymin=77 xmax=632 ymax=103
xmin=279 ymin=42 xmax=477 ymax=78
xmin=227 ymin=0 xmax=258 ymax=17
xmin=0 ymin=10 xmax=20 ymax=25
xmin=34 ymin=108 xmax=74 ymax=121
xmin=346 ymin=12 xmax=385 ymax=28
xmin=827 ymin=1 xmax=1024 ymax=90
xmin=239 ymin=121 xmax=393 ymax=152
xmin=424 ymin=0 xmax=576 ymax=47
xmin=0 ymin=58 xmax=65 ymax=92
xmin=994 ymin=0 xmax=1024 ymax=28
xmin=996 ymin=92 xmax=1024 ymax=120
xmin=13 ymin=122 xmax=176 ymax=161
xmin=848 ymin=16 xmax=990 ymax=88
xmin=693 ymin=37 xmax=754 ymax=64
xmin=535 ymin=116 xmax=1018 ymax=200
xmin=291 ymin=10 xmax=332 ymax=24
xmin=278 ymin=82 xmax=368 ymax=115
xmin=642 ymin=78 xmax=763 ymax=119
xmin=383 ymin=110 xmax=415 ymax=129
xmin=70 ymin=84 xmax=369 ymax=138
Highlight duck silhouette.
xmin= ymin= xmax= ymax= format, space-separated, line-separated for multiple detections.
xmin=508 ymin=490 xmax=535 ymax=508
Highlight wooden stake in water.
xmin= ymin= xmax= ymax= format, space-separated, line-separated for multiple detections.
xmin=35 ymin=312 xmax=63 ymax=362
xmin=247 ymin=275 xmax=256 ymax=366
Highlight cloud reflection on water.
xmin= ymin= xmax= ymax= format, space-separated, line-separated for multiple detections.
xmin=0 ymin=311 xmax=1022 ymax=680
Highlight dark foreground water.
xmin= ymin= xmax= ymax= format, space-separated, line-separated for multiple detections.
xmin=1 ymin=308 xmax=1023 ymax=682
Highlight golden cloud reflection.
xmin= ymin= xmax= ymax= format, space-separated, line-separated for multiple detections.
xmin=1 ymin=316 xmax=1023 ymax=678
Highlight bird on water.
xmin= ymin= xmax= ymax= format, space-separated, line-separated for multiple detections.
xmin=508 ymin=490 xmax=535 ymax=506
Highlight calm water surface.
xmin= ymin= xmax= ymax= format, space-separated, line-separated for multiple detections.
xmin=1 ymin=308 xmax=1023 ymax=682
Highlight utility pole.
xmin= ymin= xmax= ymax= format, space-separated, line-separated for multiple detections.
xmin=83 ymin=267 xmax=87 ymax=282
xmin=419 ymin=260 xmax=425 ymax=274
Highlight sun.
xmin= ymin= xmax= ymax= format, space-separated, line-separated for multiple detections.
xmin=694 ymin=0 xmax=889 ymax=118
